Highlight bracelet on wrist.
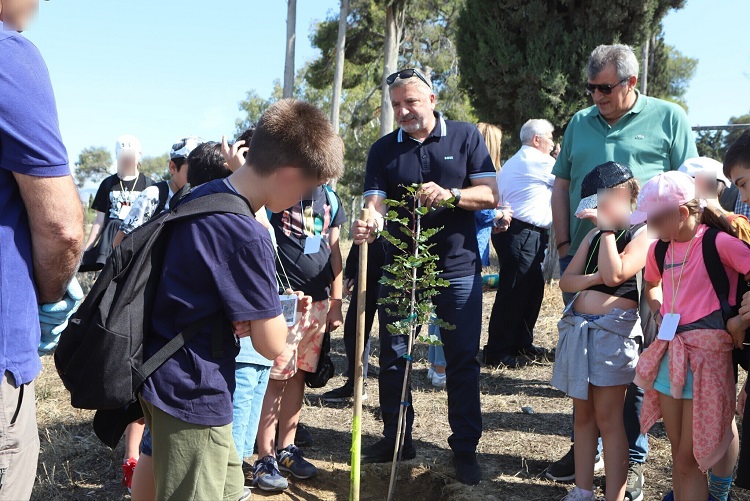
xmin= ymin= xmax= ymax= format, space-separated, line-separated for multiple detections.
xmin=556 ymin=240 xmax=570 ymax=250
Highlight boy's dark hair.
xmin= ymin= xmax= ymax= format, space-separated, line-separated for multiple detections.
xmin=723 ymin=128 xmax=750 ymax=178
xmin=246 ymin=99 xmax=344 ymax=182
xmin=187 ymin=142 xmax=232 ymax=186
xmin=237 ymin=127 xmax=255 ymax=145
xmin=170 ymin=157 xmax=187 ymax=171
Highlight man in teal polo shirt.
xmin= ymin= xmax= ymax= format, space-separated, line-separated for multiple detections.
xmin=547 ymin=44 xmax=697 ymax=500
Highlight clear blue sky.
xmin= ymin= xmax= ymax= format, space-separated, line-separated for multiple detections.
xmin=22 ymin=0 xmax=750 ymax=167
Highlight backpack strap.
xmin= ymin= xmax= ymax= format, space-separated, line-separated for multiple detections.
xmin=701 ymin=227 xmax=735 ymax=323
xmin=167 ymin=192 xmax=255 ymax=223
xmin=655 ymin=239 xmax=669 ymax=277
xmin=323 ymin=184 xmax=340 ymax=222
xmin=132 ymin=313 xmax=225 ymax=391
xmin=155 ymin=181 xmax=170 ymax=213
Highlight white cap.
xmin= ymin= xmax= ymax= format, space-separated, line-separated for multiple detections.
xmin=678 ymin=157 xmax=730 ymax=187
xmin=115 ymin=135 xmax=142 ymax=160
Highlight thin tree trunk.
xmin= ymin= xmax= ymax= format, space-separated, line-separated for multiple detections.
xmin=283 ymin=0 xmax=297 ymax=99
xmin=640 ymin=37 xmax=649 ymax=95
xmin=379 ymin=2 xmax=403 ymax=137
xmin=331 ymin=0 xmax=349 ymax=133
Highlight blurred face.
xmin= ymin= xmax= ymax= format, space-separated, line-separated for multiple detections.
xmin=117 ymin=153 xmax=138 ymax=176
xmin=647 ymin=207 xmax=686 ymax=242
xmin=587 ymin=64 xmax=637 ymax=123
xmin=596 ymin=186 xmax=632 ymax=228
xmin=0 ymin=0 xmax=39 ymax=31
xmin=694 ymin=172 xmax=720 ymax=200
xmin=265 ymin=167 xmax=321 ymax=213
xmin=532 ymin=130 xmax=555 ymax=155
xmin=169 ymin=159 xmax=189 ymax=190
xmin=389 ymin=83 xmax=436 ymax=136
xmin=729 ymin=164 xmax=750 ymax=205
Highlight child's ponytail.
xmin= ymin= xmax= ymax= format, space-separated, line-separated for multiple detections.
xmin=685 ymin=199 xmax=736 ymax=237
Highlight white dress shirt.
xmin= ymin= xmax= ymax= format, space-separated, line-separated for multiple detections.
xmin=496 ymin=145 xmax=556 ymax=228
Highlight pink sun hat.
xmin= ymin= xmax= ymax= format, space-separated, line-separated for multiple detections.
xmin=631 ymin=171 xmax=696 ymax=225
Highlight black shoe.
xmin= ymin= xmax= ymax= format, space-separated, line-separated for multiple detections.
xmin=321 ymin=379 xmax=368 ymax=403
xmin=361 ymin=438 xmax=416 ymax=464
xmin=520 ymin=345 xmax=553 ymax=361
xmin=321 ymin=379 xmax=354 ymax=402
xmin=545 ymin=445 xmax=603 ymax=483
xmin=498 ymin=354 xmax=527 ymax=369
xmin=295 ymin=422 xmax=313 ymax=447
xmin=453 ymin=452 xmax=481 ymax=485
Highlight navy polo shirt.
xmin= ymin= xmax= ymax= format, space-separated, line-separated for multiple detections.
xmin=364 ymin=113 xmax=496 ymax=279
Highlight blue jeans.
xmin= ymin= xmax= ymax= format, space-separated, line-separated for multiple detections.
xmin=558 ymin=255 xmax=649 ymax=463
xmin=378 ymin=273 xmax=483 ymax=453
xmin=427 ymin=324 xmax=446 ymax=367
xmin=232 ymin=363 xmax=271 ymax=459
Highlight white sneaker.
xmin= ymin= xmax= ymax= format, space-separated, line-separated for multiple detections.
xmin=561 ymin=487 xmax=595 ymax=501
xmin=431 ymin=372 xmax=446 ymax=389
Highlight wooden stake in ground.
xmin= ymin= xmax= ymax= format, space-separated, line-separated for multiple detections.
xmin=350 ymin=208 xmax=369 ymax=501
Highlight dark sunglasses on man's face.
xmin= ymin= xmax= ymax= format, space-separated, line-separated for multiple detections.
xmin=386 ymin=68 xmax=432 ymax=89
xmin=585 ymin=78 xmax=628 ymax=95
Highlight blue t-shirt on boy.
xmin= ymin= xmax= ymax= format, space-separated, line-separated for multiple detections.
xmin=140 ymin=180 xmax=282 ymax=426
xmin=0 ymin=22 xmax=70 ymax=386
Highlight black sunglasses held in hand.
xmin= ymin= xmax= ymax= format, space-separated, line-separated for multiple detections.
xmin=386 ymin=68 xmax=432 ymax=89
xmin=585 ymin=78 xmax=629 ymax=95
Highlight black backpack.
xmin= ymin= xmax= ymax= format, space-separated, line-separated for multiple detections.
xmin=55 ymin=192 xmax=254 ymax=411
xmin=654 ymin=227 xmax=750 ymax=370
xmin=154 ymin=180 xmax=171 ymax=214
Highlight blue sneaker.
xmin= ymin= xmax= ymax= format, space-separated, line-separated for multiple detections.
xmin=277 ymin=444 xmax=318 ymax=479
xmin=253 ymin=455 xmax=288 ymax=492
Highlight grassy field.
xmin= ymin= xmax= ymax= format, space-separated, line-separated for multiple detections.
xmin=32 ymin=244 xmax=750 ymax=501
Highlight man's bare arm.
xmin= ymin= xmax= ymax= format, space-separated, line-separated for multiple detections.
xmin=552 ymin=177 xmax=571 ymax=256
xmin=14 ymin=173 xmax=84 ymax=303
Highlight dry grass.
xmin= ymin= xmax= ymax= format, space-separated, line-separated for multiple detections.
xmin=32 ymin=243 xmax=750 ymax=500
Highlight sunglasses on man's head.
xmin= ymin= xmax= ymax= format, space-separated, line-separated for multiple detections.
xmin=386 ymin=68 xmax=432 ymax=89
xmin=585 ymin=78 xmax=628 ymax=95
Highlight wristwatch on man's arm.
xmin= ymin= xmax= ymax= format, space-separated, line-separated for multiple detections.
xmin=449 ymin=188 xmax=462 ymax=205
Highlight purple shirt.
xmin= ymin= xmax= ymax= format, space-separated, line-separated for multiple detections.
xmin=141 ymin=180 xmax=282 ymax=426
xmin=0 ymin=22 xmax=70 ymax=386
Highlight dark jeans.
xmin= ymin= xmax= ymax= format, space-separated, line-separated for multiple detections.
xmin=558 ymin=255 xmax=649 ymax=463
xmin=377 ymin=274 xmax=483 ymax=453
xmin=343 ymin=274 xmax=380 ymax=379
xmin=485 ymin=223 xmax=548 ymax=360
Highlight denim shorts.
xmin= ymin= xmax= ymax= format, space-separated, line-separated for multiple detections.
xmin=140 ymin=424 xmax=152 ymax=456
xmin=654 ymin=351 xmax=694 ymax=399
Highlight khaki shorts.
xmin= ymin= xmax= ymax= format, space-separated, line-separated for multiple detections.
xmin=0 ymin=372 xmax=39 ymax=501
xmin=270 ymin=299 xmax=329 ymax=380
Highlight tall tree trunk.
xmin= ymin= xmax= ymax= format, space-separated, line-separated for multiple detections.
xmin=283 ymin=0 xmax=297 ymax=99
xmin=331 ymin=0 xmax=349 ymax=134
xmin=640 ymin=37 xmax=649 ymax=95
xmin=379 ymin=2 xmax=404 ymax=137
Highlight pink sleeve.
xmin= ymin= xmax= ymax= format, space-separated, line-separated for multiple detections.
xmin=644 ymin=240 xmax=661 ymax=282
xmin=716 ymin=232 xmax=750 ymax=275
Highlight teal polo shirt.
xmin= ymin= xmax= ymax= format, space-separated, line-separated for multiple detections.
xmin=552 ymin=92 xmax=698 ymax=254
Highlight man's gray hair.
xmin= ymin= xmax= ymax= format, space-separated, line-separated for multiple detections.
xmin=587 ymin=44 xmax=639 ymax=81
xmin=388 ymin=74 xmax=433 ymax=97
xmin=520 ymin=119 xmax=554 ymax=145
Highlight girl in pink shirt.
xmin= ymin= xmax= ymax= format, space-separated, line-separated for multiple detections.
xmin=635 ymin=171 xmax=750 ymax=501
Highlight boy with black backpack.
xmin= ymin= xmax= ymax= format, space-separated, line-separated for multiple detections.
xmin=107 ymin=100 xmax=342 ymax=501
xmin=252 ymin=183 xmax=346 ymax=491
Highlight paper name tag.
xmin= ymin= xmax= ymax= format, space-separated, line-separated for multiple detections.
xmin=118 ymin=204 xmax=132 ymax=220
xmin=657 ymin=312 xmax=681 ymax=341
xmin=303 ymin=235 xmax=322 ymax=255
xmin=279 ymin=294 xmax=299 ymax=327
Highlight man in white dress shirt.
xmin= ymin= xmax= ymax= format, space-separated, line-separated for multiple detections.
xmin=483 ymin=119 xmax=556 ymax=368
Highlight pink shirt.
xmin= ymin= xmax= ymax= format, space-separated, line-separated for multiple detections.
xmin=644 ymin=224 xmax=750 ymax=326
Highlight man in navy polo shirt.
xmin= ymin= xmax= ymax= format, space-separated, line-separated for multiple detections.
xmin=352 ymin=68 xmax=499 ymax=485
xmin=1 ymin=2 xmax=85 ymax=498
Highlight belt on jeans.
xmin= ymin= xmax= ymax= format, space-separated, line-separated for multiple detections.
xmin=511 ymin=219 xmax=548 ymax=234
